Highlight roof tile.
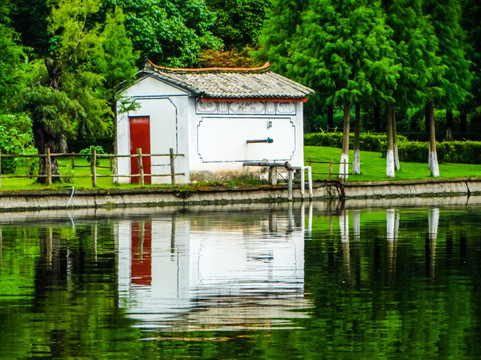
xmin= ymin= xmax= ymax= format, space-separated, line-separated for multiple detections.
xmin=141 ymin=62 xmax=314 ymax=100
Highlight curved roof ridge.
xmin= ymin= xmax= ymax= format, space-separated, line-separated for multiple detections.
xmin=146 ymin=60 xmax=271 ymax=74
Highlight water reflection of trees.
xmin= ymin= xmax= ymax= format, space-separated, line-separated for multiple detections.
xmin=1 ymin=204 xmax=481 ymax=359
xmin=303 ymin=204 xmax=481 ymax=359
xmin=306 ymin=205 xmax=454 ymax=289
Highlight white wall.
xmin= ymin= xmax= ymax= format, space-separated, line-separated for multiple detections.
xmin=117 ymin=76 xmax=190 ymax=184
xmin=188 ymin=100 xmax=305 ymax=176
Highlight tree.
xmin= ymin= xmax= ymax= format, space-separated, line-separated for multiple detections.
xmin=205 ymin=0 xmax=270 ymax=50
xmin=424 ymin=0 xmax=472 ymax=141
xmin=288 ymin=0 xmax=398 ymax=178
xmin=0 ymin=0 xmax=26 ymax=112
xmin=462 ymin=0 xmax=481 ymax=129
xmin=20 ymin=0 xmax=136 ymax=183
xmin=384 ymin=0 xmax=443 ymax=177
xmin=101 ymin=0 xmax=222 ymax=67
xmin=258 ymin=0 xmax=307 ymax=75
xmin=9 ymin=0 xmax=51 ymax=57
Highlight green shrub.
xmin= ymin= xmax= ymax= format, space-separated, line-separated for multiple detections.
xmin=79 ymin=145 xmax=105 ymax=165
xmin=306 ymin=132 xmax=481 ymax=164
xmin=396 ymin=140 xmax=481 ymax=164
xmin=0 ymin=114 xmax=35 ymax=174
xmin=304 ymin=132 xmax=407 ymax=152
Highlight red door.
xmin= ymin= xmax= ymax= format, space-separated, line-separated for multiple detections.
xmin=131 ymin=221 xmax=152 ymax=286
xmin=129 ymin=116 xmax=151 ymax=184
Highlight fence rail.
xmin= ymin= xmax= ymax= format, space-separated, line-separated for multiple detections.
xmin=0 ymin=147 xmax=184 ymax=187
xmin=308 ymin=158 xmax=351 ymax=181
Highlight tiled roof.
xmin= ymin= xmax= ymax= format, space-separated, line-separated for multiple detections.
xmin=141 ymin=61 xmax=314 ymax=101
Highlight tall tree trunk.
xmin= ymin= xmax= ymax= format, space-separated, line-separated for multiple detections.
xmin=353 ymin=104 xmax=361 ymax=175
xmin=425 ymin=104 xmax=430 ymax=133
xmin=33 ymin=121 xmax=61 ymax=184
xmin=460 ymin=109 xmax=467 ymax=133
xmin=427 ymin=101 xmax=440 ymax=177
xmin=393 ymin=109 xmax=400 ymax=171
xmin=34 ymin=57 xmax=63 ymax=183
xmin=113 ymin=98 xmax=119 ymax=184
xmin=327 ymin=104 xmax=334 ymax=132
xmin=339 ymin=100 xmax=351 ymax=179
xmin=374 ymin=103 xmax=381 ymax=132
xmin=386 ymin=103 xmax=395 ymax=178
xmin=445 ymin=108 xmax=454 ymax=141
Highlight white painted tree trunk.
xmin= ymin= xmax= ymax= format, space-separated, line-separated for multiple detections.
xmin=386 ymin=149 xmax=395 ymax=178
xmin=386 ymin=209 xmax=395 ymax=241
xmin=339 ymin=210 xmax=349 ymax=243
xmin=386 ymin=209 xmax=399 ymax=241
xmin=386 ymin=103 xmax=395 ymax=178
xmin=428 ymin=208 xmax=439 ymax=239
xmin=353 ymin=210 xmax=360 ymax=242
xmin=340 ymin=100 xmax=351 ymax=180
xmin=353 ymin=149 xmax=360 ymax=175
xmin=429 ymin=150 xmax=440 ymax=177
xmin=427 ymin=208 xmax=439 ymax=278
xmin=339 ymin=153 xmax=349 ymax=179
xmin=394 ymin=144 xmax=400 ymax=171
xmin=386 ymin=208 xmax=399 ymax=281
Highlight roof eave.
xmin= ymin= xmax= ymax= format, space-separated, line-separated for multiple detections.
xmin=199 ymin=96 xmax=310 ymax=103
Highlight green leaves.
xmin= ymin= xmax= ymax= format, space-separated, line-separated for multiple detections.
xmin=0 ymin=0 xmax=26 ymax=112
xmin=103 ymin=0 xmax=222 ymax=67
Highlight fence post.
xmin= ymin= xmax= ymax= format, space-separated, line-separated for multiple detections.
xmin=0 ymin=150 xmax=2 ymax=188
xmin=71 ymin=152 xmax=75 ymax=169
xmin=169 ymin=148 xmax=176 ymax=185
xmin=137 ymin=148 xmax=144 ymax=185
xmin=329 ymin=159 xmax=332 ymax=181
xmin=91 ymin=147 xmax=97 ymax=187
xmin=46 ymin=147 xmax=52 ymax=186
xmin=309 ymin=158 xmax=312 ymax=167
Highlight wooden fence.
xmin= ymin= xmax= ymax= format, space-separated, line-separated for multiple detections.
xmin=307 ymin=158 xmax=351 ymax=181
xmin=0 ymin=147 xmax=184 ymax=187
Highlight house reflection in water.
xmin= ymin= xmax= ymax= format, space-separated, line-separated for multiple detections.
xmin=116 ymin=207 xmax=308 ymax=331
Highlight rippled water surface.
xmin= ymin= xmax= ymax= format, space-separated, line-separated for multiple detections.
xmin=1 ymin=199 xmax=481 ymax=359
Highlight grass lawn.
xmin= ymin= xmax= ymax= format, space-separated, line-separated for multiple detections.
xmin=0 ymin=146 xmax=480 ymax=191
xmin=0 ymin=158 xmax=157 ymax=191
xmin=304 ymin=146 xmax=481 ymax=182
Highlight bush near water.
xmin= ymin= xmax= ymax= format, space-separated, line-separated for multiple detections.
xmin=305 ymin=132 xmax=481 ymax=164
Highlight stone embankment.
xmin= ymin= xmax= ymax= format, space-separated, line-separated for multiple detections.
xmin=1 ymin=178 xmax=480 ymax=212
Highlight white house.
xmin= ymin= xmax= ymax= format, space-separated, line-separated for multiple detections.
xmin=116 ymin=209 xmax=307 ymax=330
xmin=116 ymin=61 xmax=314 ymax=184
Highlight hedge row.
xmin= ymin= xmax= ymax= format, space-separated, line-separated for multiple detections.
xmin=394 ymin=141 xmax=481 ymax=164
xmin=304 ymin=132 xmax=407 ymax=152
xmin=305 ymin=132 xmax=481 ymax=164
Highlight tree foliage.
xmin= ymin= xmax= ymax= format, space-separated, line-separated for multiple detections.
xmin=205 ymin=0 xmax=270 ymax=50
xmin=0 ymin=0 xmax=26 ymax=112
xmin=16 ymin=0 xmax=138 ymax=181
xmin=102 ymin=0 xmax=222 ymax=67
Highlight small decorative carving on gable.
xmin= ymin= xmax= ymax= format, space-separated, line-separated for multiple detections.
xmin=229 ymin=102 xmax=265 ymax=114
xmin=276 ymin=102 xmax=296 ymax=114
xmin=196 ymin=100 xmax=296 ymax=115
xmin=196 ymin=101 xmax=217 ymax=113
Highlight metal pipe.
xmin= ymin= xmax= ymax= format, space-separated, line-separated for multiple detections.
xmin=246 ymin=138 xmax=274 ymax=144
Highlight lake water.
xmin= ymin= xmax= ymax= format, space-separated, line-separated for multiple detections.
xmin=1 ymin=198 xmax=481 ymax=359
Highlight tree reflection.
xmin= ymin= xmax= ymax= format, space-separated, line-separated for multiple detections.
xmin=426 ymin=208 xmax=439 ymax=279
